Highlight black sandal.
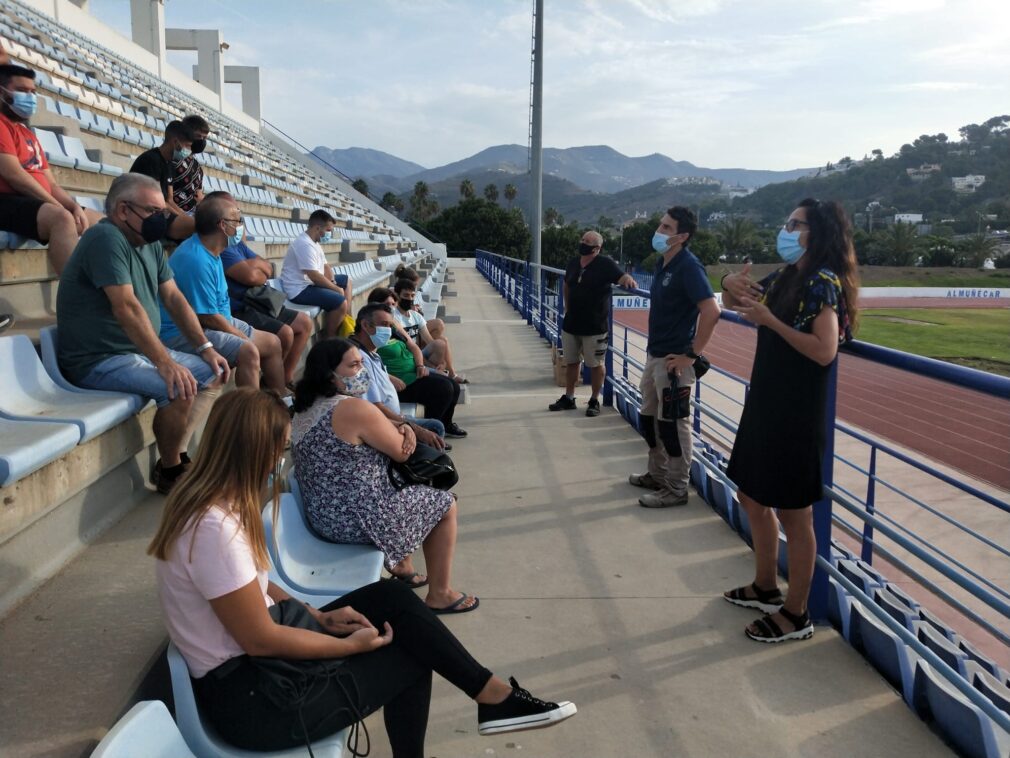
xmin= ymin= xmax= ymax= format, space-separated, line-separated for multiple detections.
xmin=723 ymin=582 xmax=784 ymax=613
xmin=745 ymin=606 xmax=814 ymax=643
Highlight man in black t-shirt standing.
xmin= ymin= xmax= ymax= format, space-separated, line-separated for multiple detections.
xmin=549 ymin=230 xmax=637 ymax=416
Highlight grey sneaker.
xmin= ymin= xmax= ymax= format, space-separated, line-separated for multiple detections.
xmin=628 ymin=472 xmax=663 ymax=490
xmin=638 ymin=489 xmax=689 ymax=508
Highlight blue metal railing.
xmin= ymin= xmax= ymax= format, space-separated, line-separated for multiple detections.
xmin=477 ymin=249 xmax=1010 ymax=733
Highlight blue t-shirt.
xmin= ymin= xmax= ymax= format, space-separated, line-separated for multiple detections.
xmin=646 ymin=247 xmax=714 ymax=356
xmin=159 ymin=235 xmax=231 ymax=342
xmin=219 ymin=240 xmax=259 ymax=311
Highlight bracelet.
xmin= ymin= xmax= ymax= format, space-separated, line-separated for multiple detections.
xmin=196 ymin=340 xmax=213 ymax=353
xmin=719 ymin=273 xmax=729 ymax=289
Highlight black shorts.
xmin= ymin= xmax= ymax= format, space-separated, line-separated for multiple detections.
xmin=232 ymin=304 xmax=300 ymax=334
xmin=0 ymin=194 xmax=44 ymax=240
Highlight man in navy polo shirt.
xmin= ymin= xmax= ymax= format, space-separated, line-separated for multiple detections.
xmin=629 ymin=206 xmax=720 ymax=508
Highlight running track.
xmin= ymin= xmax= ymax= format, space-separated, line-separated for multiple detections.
xmin=614 ymin=299 xmax=1010 ymax=490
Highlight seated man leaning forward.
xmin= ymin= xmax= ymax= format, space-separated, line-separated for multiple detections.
xmin=392 ymin=277 xmax=467 ymax=383
xmin=221 ymin=229 xmax=313 ymax=388
xmin=56 ymin=173 xmax=230 ymax=494
xmin=129 ymin=120 xmax=198 ymax=242
xmin=0 ymin=63 xmax=102 ymax=274
xmin=357 ymin=303 xmax=468 ymax=439
xmin=279 ymin=209 xmax=352 ymax=339
xmin=158 ymin=192 xmax=286 ymax=395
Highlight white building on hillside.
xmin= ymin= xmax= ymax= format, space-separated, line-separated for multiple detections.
xmin=952 ymin=175 xmax=986 ymax=193
xmin=895 ymin=213 xmax=924 ymax=224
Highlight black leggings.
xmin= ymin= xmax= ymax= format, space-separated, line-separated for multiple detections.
xmin=193 ymin=580 xmax=492 ymax=758
xmin=397 ymin=372 xmax=460 ymax=425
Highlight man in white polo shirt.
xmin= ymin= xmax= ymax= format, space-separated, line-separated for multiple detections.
xmin=279 ymin=209 xmax=352 ymax=338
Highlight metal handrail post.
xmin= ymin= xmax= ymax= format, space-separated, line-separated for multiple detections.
xmin=861 ymin=446 xmax=877 ymax=565
xmin=524 ymin=260 xmax=533 ymax=325
xmin=809 ymin=359 xmax=838 ymax=622
xmin=604 ymin=305 xmax=614 ymax=406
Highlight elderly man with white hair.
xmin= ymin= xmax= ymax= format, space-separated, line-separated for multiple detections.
xmin=549 ymin=229 xmax=637 ymax=417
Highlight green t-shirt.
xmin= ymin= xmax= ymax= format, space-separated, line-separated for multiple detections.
xmin=56 ymin=220 xmax=173 ymax=383
xmin=377 ymin=338 xmax=418 ymax=386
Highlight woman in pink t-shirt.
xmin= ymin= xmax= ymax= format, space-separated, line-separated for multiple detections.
xmin=149 ymin=388 xmax=576 ymax=755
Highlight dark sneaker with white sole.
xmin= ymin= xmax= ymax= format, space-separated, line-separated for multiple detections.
xmin=478 ymin=677 xmax=577 ymax=736
xmin=444 ymin=423 xmax=468 ymax=438
xmin=585 ymin=398 xmax=601 ymax=417
xmin=548 ymin=394 xmax=576 ymax=411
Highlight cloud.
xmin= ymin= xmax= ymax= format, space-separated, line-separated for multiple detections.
xmin=887 ymin=81 xmax=996 ymax=93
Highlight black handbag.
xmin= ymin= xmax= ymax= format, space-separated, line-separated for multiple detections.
xmin=242 ymin=284 xmax=287 ymax=318
xmin=693 ymin=354 xmax=711 ymax=379
xmin=388 ymin=443 xmax=458 ymax=491
xmin=245 ymin=599 xmax=369 ymax=757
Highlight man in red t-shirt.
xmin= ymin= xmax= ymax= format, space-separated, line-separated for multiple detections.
xmin=0 ymin=64 xmax=102 ymax=274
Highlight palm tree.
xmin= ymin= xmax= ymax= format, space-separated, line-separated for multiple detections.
xmin=351 ymin=178 xmax=369 ymax=197
xmin=716 ymin=217 xmax=758 ymax=259
xmin=958 ymin=233 xmax=1000 ymax=268
xmin=459 ymin=179 xmax=475 ymax=199
xmin=504 ymin=183 xmax=517 ymax=209
xmin=544 ymin=207 xmax=563 ymax=227
xmin=483 ymin=183 xmax=499 ymax=203
xmin=409 ymin=181 xmax=438 ymax=222
xmin=879 ymin=221 xmax=922 ymax=266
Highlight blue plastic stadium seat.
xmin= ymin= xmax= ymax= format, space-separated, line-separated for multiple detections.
xmin=959 ymin=639 xmax=1005 ymax=679
xmin=0 ymin=417 xmax=80 ymax=486
xmin=263 ymin=492 xmax=384 ymax=597
xmin=38 ymin=326 xmax=149 ymax=413
xmin=850 ymin=599 xmax=920 ymax=706
xmin=913 ymin=621 xmax=969 ymax=677
xmin=873 ymin=586 xmax=918 ymax=632
xmin=0 ymin=334 xmax=139 ymax=442
xmin=266 ymin=278 xmax=319 ymax=319
xmin=827 ymin=576 xmax=855 ymax=644
xmin=91 ymin=700 xmax=196 ymax=758
xmin=917 ymin=606 xmax=957 ymax=641
xmin=916 ymin=660 xmax=1010 ymax=758
xmin=166 ymin=643 xmax=347 ymax=758
xmin=837 ymin=559 xmax=883 ymax=595
xmin=33 ymin=127 xmax=75 ymax=168
xmin=58 ymin=133 xmax=104 ymax=173
xmin=965 ymin=661 xmax=1010 ymax=716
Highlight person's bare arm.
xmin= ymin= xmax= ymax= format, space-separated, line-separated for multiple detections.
xmin=332 ymin=398 xmax=412 ymax=461
xmin=223 ymin=259 xmax=268 ymax=287
xmin=159 ymin=279 xmax=231 ymax=381
xmin=0 ymin=154 xmax=60 ymax=204
xmin=690 ymin=297 xmax=721 ymax=355
xmin=210 ymin=579 xmax=391 ymax=659
xmin=197 ymin=312 xmax=248 ymax=339
xmin=736 ymin=299 xmax=840 ymax=366
xmin=562 ymin=280 xmax=569 ymax=315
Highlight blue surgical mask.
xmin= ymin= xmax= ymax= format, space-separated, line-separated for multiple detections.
xmin=652 ymin=232 xmax=670 ymax=253
xmin=173 ymin=146 xmax=192 ymax=162
xmin=776 ymin=227 xmax=806 ymax=264
xmin=319 ymin=231 xmax=333 ymax=244
xmin=337 ymin=367 xmax=370 ymax=397
xmin=4 ymin=89 xmax=37 ymax=120
xmin=227 ymin=223 xmax=244 ymax=247
xmin=370 ymin=325 xmax=393 ymax=349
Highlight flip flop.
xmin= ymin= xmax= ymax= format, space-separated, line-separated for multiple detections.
xmin=430 ymin=593 xmax=480 ymax=615
xmin=451 ymin=373 xmax=470 ymax=384
xmin=388 ymin=570 xmax=429 ymax=589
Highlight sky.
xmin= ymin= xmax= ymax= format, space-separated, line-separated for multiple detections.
xmin=87 ymin=0 xmax=1010 ymax=171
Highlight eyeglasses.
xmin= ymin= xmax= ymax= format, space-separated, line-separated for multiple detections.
xmin=222 ymin=217 xmax=244 ymax=226
xmin=784 ymin=219 xmax=810 ymax=233
xmin=126 ymin=201 xmax=166 ymax=218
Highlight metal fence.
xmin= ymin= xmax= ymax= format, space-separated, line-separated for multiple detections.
xmin=476 ymin=248 xmax=1010 ymax=733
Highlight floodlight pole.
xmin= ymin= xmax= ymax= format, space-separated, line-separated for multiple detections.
xmin=530 ymin=0 xmax=544 ymax=284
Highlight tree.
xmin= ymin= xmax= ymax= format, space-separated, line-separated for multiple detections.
xmin=715 ymin=217 xmax=759 ymax=260
xmin=380 ymin=191 xmax=404 ymax=217
xmin=409 ymin=181 xmax=439 ymax=223
xmin=541 ymin=224 xmax=582 ymax=268
xmin=874 ymin=222 xmax=922 ymax=266
xmin=504 ymin=183 xmax=517 ymax=209
xmin=958 ymin=233 xmax=1000 ymax=268
xmin=426 ymin=198 xmax=531 ymax=259
xmin=597 ymin=215 xmax=615 ymax=231
xmin=459 ymin=179 xmax=475 ymax=199
xmin=351 ymin=178 xmax=369 ymax=197
xmin=483 ymin=183 xmax=499 ymax=203
xmin=544 ymin=207 xmax=563 ymax=227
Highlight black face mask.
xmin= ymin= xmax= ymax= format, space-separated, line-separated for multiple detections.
xmin=190 ymin=138 xmax=207 ymax=154
xmin=578 ymin=243 xmax=596 ymax=256
xmin=126 ymin=204 xmax=169 ymax=243
xmin=398 ymin=298 xmax=414 ymax=311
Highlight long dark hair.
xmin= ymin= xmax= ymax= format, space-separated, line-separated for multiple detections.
xmin=291 ymin=338 xmax=357 ymax=413
xmin=766 ymin=198 xmax=860 ymax=333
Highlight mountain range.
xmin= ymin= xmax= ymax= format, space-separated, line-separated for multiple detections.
xmin=310 ymin=144 xmax=816 ymax=196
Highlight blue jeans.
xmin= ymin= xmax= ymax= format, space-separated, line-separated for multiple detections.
xmin=79 ymin=350 xmax=218 ymax=408
xmin=291 ymin=275 xmax=349 ymax=312
xmin=163 ymin=318 xmax=253 ymax=365
xmin=408 ymin=416 xmax=444 ymax=437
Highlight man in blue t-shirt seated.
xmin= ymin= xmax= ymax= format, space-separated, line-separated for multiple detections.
xmin=628 ymin=206 xmax=721 ymax=509
xmin=158 ymin=192 xmax=286 ymax=394
xmin=220 ymin=232 xmax=314 ymax=388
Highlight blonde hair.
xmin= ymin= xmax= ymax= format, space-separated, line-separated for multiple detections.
xmin=147 ymin=388 xmax=290 ymax=570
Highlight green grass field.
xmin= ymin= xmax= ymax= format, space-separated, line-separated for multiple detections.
xmin=707 ymin=265 xmax=1010 ymax=291
xmin=856 ymin=308 xmax=1010 ymax=376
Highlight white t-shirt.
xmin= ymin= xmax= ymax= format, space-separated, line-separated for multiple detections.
xmin=394 ymin=308 xmax=426 ymax=342
xmin=280 ymin=232 xmax=326 ymax=299
xmin=155 ymin=505 xmax=273 ymax=678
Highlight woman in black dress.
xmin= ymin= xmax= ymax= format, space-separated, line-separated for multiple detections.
xmin=719 ymin=198 xmax=858 ymax=643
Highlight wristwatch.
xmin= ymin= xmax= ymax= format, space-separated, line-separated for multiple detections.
xmin=685 ymin=349 xmax=700 ymax=360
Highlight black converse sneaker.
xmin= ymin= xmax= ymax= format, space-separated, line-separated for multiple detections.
xmin=548 ymin=394 xmax=576 ymax=411
xmin=477 ymin=677 xmax=577 ymax=736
